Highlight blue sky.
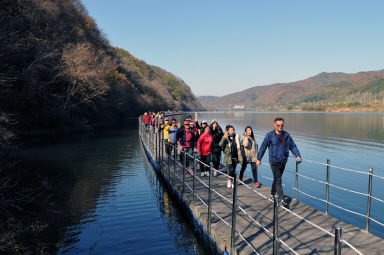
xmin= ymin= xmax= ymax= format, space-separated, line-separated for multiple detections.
xmin=81 ymin=0 xmax=384 ymax=96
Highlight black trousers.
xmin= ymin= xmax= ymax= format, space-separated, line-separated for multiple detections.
xmin=199 ymin=154 xmax=211 ymax=173
xmin=227 ymin=160 xmax=237 ymax=179
xmin=270 ymin=162 xmax=286 ymax=198
xmin=180 ymin=147 xmax=193 ymax=168
xmin=239 ymin=160 xmax=258 ymax=182
xmin=212 ymin=151 xmax=221 ymax=170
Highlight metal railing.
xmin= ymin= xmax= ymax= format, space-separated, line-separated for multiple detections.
xmin=138 ymin=116 xmax=370 ymax=254
xmin=278 ymin=157 xmax=384 ymax=232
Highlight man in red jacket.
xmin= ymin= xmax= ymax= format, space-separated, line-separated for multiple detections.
xmin=197 ymin=125 xmax=213 ymax=177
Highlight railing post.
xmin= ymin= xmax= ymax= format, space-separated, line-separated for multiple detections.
xmin=230 ymin=174 xmax=238 ymax=255
xmin=161 ymin=135 xmax=164 ymax=171
xmin=193 ymin=155 xmax=196 ymax=206
xmin=167 ymin=142 xmax=171 ymax=178
xmin=366 ymin=167 xmax=373 ymax=232
xmin=155 ymin=133 xmax=158 ymax=163
xmin=183 ymin=150 xmax=186 ymax=195
xmin=334 ymin=226 xmax=342 ymax=255
xmin=273 ymin=194 xmax=280 ymax=255
xmin=208 ymin=164 xmax=212 ymax=235
xmin=295 ymin=161 xmax=299 ymax=200
xmin=325 ymin=159 xmax=330 ymax=215
xmin=173 ymin=144 xmax=177 ymax=184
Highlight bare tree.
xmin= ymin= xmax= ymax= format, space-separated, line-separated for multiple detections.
xmin=60 ymin=42 xmax=114 ymax=112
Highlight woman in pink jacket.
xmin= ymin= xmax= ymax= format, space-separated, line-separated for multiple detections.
xmin=197 ymin=125 xmax=213 ymax=177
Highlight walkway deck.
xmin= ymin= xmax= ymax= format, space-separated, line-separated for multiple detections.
xmin=153 ymin=153 xmax=384 ymax=255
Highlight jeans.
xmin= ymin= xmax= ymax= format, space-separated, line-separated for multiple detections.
xmin=180 ymin=147 xmax=193 ymax=169
xmin=270 ymin=162 xmax=286 ymax=198
xmin=199 ymin=154 xmax=211 ymax=173
xmin=212 ymin=152 xmax=221 ymax=170
xmin=239 ymin=160 xmax=258 ymax=183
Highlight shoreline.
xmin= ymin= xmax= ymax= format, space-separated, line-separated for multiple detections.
xmin=204 ymin=106 xmax=384 ymax=113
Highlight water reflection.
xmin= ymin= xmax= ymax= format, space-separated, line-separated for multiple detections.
xmin=2 ymin=124 xmax=210 ymax=254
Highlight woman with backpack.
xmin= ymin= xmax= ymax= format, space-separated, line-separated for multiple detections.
xmin=239 ymin=126 xmax=260 ymax=188
xmin=219 ymin=125 xmax=243 ymax=188
xmin=197 ymin=125 xmax=213 ymax=177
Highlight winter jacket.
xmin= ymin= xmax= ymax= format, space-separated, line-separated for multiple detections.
xmin=219 ymin=134 xmax=243 ymax=164
xmin=257 ymin=130 xmax=301 ymax=163
xmin=197 ymin=133 xmax=212 ymax=156
xmin=142 ymin=114 xmax=150 ymax=125
xmin=211 ymin=126 xmax=223 ymax=154
xmin=178 ymin=129 xmax=197 ymax=149
xmin=168 ymin=126 xmax=178 ymax=144
xmin=241 ymin=136 xmax=258 ymax=163
xmin=162 ymin=124 xmax=170 ymax=142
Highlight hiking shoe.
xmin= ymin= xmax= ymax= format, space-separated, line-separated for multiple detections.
xmin=227 ymin=180 xmax=232 ymax=188
xmin=281 ymin=199 xmax=288 ymax=207
xmin=254 ymin=182 xmax=261 ymax=188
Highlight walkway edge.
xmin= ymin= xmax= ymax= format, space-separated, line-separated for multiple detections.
xmin=140 ymin=136 xmax=228 ymax=255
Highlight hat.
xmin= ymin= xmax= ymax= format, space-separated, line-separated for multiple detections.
xmin=184 ymin=121 xmax=190 ymax=125
xmin=202 ymin=120 xmax=207 ymax=124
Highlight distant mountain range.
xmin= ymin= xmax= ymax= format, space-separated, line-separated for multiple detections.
xmin=198 ymin=70 xmax=384 ymax=110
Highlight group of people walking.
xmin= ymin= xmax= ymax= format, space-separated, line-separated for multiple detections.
xmin=142 ymin=113 xmax=301 ymax=206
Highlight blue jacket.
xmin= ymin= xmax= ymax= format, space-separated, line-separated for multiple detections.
xmin=257 ymin=130 xmax=301 ymax=163
xmin=168 ymin=126 xmax=178 ymax=144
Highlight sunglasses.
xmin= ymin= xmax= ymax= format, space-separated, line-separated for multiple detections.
xmin=276 ymin=124 xmax=284 ymax=127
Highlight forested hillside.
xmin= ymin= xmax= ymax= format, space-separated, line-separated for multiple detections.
xmin=0 ymin=0 xmax=202 ymax=152
xmin=199 ymin=70 xmax=384 ymax=111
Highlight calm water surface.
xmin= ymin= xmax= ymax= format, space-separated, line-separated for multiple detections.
xmin=195 ymin=111 xmax=384 ymax=238
xmin=11 ymin=112 xmax=384 ymax=253
xmin=15 ymin=124 xmax=211 ymax=254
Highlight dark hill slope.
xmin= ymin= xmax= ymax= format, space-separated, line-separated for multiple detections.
xmin=0 ymin=0 xmax=202 ymax=150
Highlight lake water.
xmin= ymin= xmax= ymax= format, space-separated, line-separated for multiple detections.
xmin=193 ymin=111 xmax=384 ymax=238
xmin=10 ymin=123 xmax=212 ymax=255
xmin=6 ymin=112 xmax=384 ymax=254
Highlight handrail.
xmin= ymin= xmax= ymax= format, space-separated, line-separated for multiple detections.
xmin=138 ymin=117 xmax=372 ymax=254
xmin=296 ymin=157 xmax=384 ymax=180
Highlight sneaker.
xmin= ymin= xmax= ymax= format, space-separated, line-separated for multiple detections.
xmin=268 ymin=194 xmax=274 ymax=201
xmin=201 ymin=171 xmax=205 ymax=177
xmin=231 ymin=182 xmax=234 ymax=188
xmin=213 ymin=170 xmax=217 ymax=177
xmin=205 ymin=171 xmax=209 ymax=177
xmin=254 ymin=182 xmax=261 ymax=188
xmin=227 ymin=180 xmax=232 ymax=188
xmin=281 ymin=199 xmax=288 ymax=207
